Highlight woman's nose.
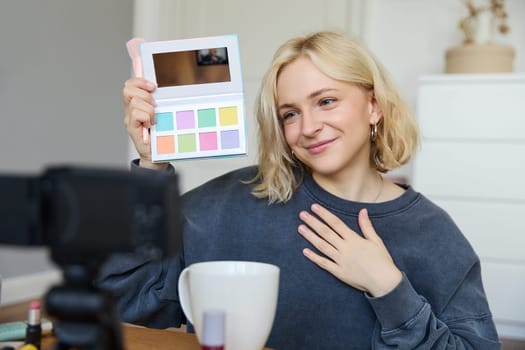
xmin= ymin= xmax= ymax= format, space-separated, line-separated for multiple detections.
xmin=301 ymin=110 xmax=323 ymax=136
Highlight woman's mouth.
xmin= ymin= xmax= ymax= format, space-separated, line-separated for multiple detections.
xmin=305 ymin=139 xmax=335 ymax=155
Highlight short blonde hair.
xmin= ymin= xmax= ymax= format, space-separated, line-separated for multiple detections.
xmin=250 ymin=30 xmax=419 ymax=203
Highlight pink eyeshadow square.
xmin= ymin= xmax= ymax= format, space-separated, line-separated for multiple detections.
xmin=176 ymin=110 xmax=195 ymax=129
xmin=199 ymin=132 xmax=218 ymax=151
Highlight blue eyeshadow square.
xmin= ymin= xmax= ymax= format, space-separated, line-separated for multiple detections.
xmin=156 ymin=112 xmax=174 ymax=131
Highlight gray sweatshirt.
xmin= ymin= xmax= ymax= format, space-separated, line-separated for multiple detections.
xmin=98 ymin=163 xmax=500 ymax=349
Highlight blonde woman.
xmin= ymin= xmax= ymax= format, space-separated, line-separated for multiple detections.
xmin=101 ymin=31 xmax=499 ymax=349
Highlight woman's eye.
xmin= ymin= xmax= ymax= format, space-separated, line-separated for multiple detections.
xmin=282 ymin=111 xmax=299 ymax=120
xmin=320 ymin=98 xmax=336 ymax=106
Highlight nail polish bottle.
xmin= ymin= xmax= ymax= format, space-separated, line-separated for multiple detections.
xmin=201 ymin=310 xmax=225 ymax=350
xmin=25 ymin=300 xmax=42 ymax=350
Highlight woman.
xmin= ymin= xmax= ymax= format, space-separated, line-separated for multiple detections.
xmin=100 ymin=31 xmax=500 ymax=349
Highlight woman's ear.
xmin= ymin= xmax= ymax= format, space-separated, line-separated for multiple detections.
xmin=367 ymin=90 xmax=383 ymax=125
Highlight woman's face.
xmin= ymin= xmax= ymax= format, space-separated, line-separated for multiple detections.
xmin=276 ymin=57 xmax=381 ymax=180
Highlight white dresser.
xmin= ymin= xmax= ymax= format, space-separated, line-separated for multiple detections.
xmin=412 ymin=74 xmax=525 ymax=339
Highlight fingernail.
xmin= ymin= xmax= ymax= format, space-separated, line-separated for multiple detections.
xmin=147 ymin=81 xmax=156 ymax=90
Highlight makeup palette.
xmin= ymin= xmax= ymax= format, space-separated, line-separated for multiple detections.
xmin=140 ymin=35 xmax=246 ymax=162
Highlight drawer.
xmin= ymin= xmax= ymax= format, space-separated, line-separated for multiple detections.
xmin=417 ymin=75 xmax=525 ymax=140
xmin=413 ymin=141 xmax=525 ymax=200
xmin=431 ymin=198 xmax=525 ymax=263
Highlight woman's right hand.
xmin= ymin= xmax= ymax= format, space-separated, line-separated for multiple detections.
xmin=122 ymin=78 xmax=168 ymax=170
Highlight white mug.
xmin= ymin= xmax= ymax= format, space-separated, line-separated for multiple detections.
xmin=178 ymin=261 xmax=279 ymax=350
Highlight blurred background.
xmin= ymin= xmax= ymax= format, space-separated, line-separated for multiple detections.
xmin=1 ymin=0 xmax=524 ymax=345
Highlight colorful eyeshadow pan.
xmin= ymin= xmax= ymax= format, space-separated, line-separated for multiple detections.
xmin=221 ymin=130 xmax=240 ymax=149
xmin=156 ymin=112 xmax=174 ymax=131
xmin=199 ymin=132 xmax=218 ymax=151
xmin=198 ymin=109 xmax=216 ymax=127
xmin=157 ymin=135 xmax=175 ymax=154
xmin=219 ymin=106 xmax=238 ymax=126
xmin=176 ymin=110 xmax=195 ymax=129
xmin=152 ymin=102 xmax=245 ymax=160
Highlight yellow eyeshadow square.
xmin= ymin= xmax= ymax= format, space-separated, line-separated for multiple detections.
xmin=219 ymin=106 xmax=238 ymax=126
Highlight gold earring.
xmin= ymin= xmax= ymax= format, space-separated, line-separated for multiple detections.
xmin=370 ymin=123 xmax=378 ymax=142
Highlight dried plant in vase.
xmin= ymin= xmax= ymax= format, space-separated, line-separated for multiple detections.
xmin=459 ymin=0 xmax=510 ymax=45
xmin=445 ymin=0 xmax=515 ymax=73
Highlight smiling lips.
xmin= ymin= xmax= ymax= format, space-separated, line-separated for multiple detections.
xmin=305 ymin=139 xmax=336 ymax=155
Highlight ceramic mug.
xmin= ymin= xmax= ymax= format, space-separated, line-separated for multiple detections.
xmin=178 ymin=261 xmax=279 ymax=350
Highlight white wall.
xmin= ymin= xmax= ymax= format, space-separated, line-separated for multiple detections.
xmin=0 ymin=0 xmax=133 ymax=304
xmin=363 ymin=0 xmax=524 ymax=112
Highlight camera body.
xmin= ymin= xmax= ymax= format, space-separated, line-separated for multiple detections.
xmin=0 ymin=166 xmax=182 ymax=349
xmin=0 ymin=166 xmax=182 ymax=265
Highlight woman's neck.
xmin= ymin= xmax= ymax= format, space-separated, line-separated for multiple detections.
xmin=312 ymin=167 xmax=383 ymax=203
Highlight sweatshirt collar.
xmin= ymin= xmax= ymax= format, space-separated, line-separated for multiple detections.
xmin=300 ymin=172 xmax=421 ymax=218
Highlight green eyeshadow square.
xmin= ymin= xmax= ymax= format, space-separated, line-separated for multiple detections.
xmin=178 ymin=133 xmax=196 ymax=152
xmin=198 ymin=108 xmax=216 ymax=127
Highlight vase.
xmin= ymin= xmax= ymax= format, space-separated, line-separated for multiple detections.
xmin=445 ymin=43 xmax=515 ymax=73
xmin=473 ymin=11 xmax=496 ymax=44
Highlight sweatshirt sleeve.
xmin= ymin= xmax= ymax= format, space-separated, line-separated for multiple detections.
xmin=367 ymin=263 xmax=501 ymax=349
xmin=97 ymin=252 xmax=185 ymax=329
xmin=96 ymin=160 xmax=184 ymax=328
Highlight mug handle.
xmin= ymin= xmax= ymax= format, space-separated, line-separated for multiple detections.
xmin=177 ymin=266 xmax=194 ymax=324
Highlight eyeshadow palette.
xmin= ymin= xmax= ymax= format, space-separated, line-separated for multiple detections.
xmin=140 ymin=35 xmax=246 ymax=162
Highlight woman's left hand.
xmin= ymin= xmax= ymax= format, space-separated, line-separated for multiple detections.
xmin=298 ymin=204 xmax=402 ymax=297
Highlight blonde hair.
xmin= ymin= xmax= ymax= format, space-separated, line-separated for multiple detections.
xmin=249 ymin=30 xmax=419 ymax=203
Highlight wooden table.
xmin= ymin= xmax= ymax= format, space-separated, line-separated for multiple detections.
xmin=2 ymin=300 xmax=272 ymax=350
xmin=2 ymin=300 xmax=203 ymax=349
xmin=41 ymin=325 xmax=206 ymax=350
